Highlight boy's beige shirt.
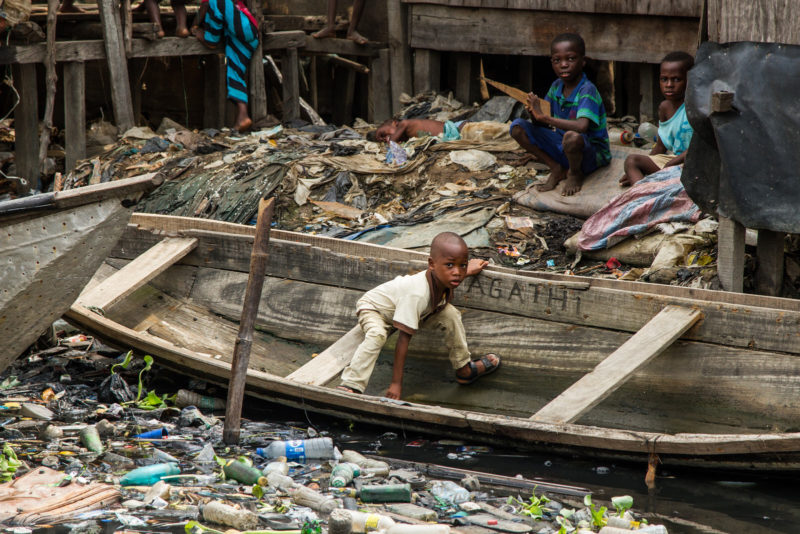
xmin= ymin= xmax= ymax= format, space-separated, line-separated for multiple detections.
xmin=356 ymin=270 xmax=452 ymax=335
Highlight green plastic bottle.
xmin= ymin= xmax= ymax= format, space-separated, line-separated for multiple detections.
xmin=120 ymin=463 xmax=180 ymax=486
xmin=359 ymin=483 xmax=412 ymax=503
xmin=224 ymin=459 xmax=267 ymax=486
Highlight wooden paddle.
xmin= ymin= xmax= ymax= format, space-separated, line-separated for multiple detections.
xmin=480 ymin=76 xmax=551 ymax=117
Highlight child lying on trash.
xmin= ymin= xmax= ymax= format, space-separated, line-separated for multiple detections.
xmin=369 ymin=118 xmax=465 ymax=143
xmin=338 ymin=232 xmax=501 ymax=399
xmin=620 ymin=51 xmax=695 ymax=186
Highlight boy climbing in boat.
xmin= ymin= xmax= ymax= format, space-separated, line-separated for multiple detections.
xmin=510 ymin=32 xmax=611 ymax=196
xmin=338 ymin=232 xmax=500 ymax=399
xmin=620 ymin=51 xmax=695 ymax=186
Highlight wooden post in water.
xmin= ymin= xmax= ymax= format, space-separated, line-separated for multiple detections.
xmin=223 ymin=197 xmax=275 ymax=444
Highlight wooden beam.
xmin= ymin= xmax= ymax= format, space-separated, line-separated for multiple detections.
xmin=247 ymin=0 xmax=268 ymax=124
xmin=282 ymin=47 xmax=300 ymax=123
xmin=531 ymin=305 xmax=703 ymax=424
xmin=98 ymin=0 xmax=135 ymax=132
xmin=13 ymin=63 xmax=38 ymax=193
xmin=77 ymin=237 xmax=198 ymax=311
xmin=638 ymin=63 xmax=656 ymax=123
xmin=303 ymin=35 xmax=381 ymax=57
xmin=386 ymin=0 xmax=412 ymax=114
xmin=717 ymin=216 xmax=745 ymax=293
xmin=407 ymin=5 xmax=699 ymax=63
xmin=286 ymin=325 xmax=365 ymax=386
xmin=755 ymin=230 xmax=785 ymax=297
xmin=455 ymin=52 xmax=475 ymax=105
xmin=369 ymin=48 xmax=392 ymax=122
xmin=63 ymin=62 xmax=86 ymax=173
xmin=0 ymin=32 xmax=307 ymax=65
xmin=413 ymin=48 xmax=440 ymax=94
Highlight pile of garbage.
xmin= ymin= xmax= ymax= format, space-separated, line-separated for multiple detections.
xmin=0 ymin=328 xmax=674 ymax=533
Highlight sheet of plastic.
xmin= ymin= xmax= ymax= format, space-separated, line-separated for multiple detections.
xmin=682 ymin=41 xmax=800 ymax=232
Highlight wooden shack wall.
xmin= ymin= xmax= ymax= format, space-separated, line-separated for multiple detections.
xmin=707 ymin=0 xmax=800 ymax=44
xmin=265 ymin=0 xmax=388 ymax=42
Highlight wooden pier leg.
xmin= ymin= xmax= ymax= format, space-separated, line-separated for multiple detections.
xmin=455 ymin=52 xmax=475 ymax=105
xmin=310 ymin=55 xmax=319 ymax=112
xmin=413 ymin=48 xmax=440 ymax=94
xmin=98 ymin=0 xmax=135 ymax=132
xmin=246 ymin=0 xmax=267 ymax=124
xmin=203 ymin=54 xmax=227 ymax=129
xmin=717 ymin=216 xmax=745 ymax=293
xmin=755 ymin=229 xmax=785 ymax=297
xmin=64 ymin=62 xmax=86 ymax=173
xmin=333 ymin=67 xmax=356 ymax=127
xmin=520 ymin=56 xmax=534 ymax=92
xmin=13 ymin=63 xmax=37 ymax=194
xmin=386 ymin=0 xmax=412 ymax=114
xmin=638 ymin=63 xmax=656 ymax=123
xmin=282 ymin=47 xmax=300 ymax=123
xmin=223 ymin=197 xmax=274 ymax=445
xmin=369 ymin=48 xmax=392 ymax=123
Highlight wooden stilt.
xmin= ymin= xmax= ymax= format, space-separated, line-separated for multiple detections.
xmin=413 ymin=48 xmax=440 ymax=94
xmin=246 ymin=0 xmax=267 ymax=124
xmin=369 ymin=48 xmax=392 ymax=123
xmin=386 ymin=0 xmax=412 ymax=114
xmin=334 ymin=66 xmax=356 ymax=127
xmin=455 ymin=52 xmax=475 ymax=105
xmin=64 ymin=62 xmax=86 ymax=173
xmin=310 ymin=55 xmax=319 ymax=112
xmin=532 ymin=305 xmax=703 ymax=424
xmin=13 ymin=63 xmax=37 ymax=194
xmin=223 ymin=197 xmax=275 ymax=445
xmin=282 ymin=47 xmax=300 ymax=123
xmin=638 ymin=62 xmax=656 ymax=123
xmin=203 ymin=54 xmax=226 ymax=129
xmin=755 ymin=230 xmax=785 ymax=297
xmin=717 ymin=216 xmax=745 ymax=293
xmin=98 ymin=0 xmax=135 ymax=132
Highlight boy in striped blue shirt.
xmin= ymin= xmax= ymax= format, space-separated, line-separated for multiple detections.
xmin=510 ymin=33 xmax=610 ymax=196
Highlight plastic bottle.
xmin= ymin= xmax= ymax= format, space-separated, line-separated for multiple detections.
xmin=267 ymin=471 xmax=296 ymax=491
xmin=605 ymin=516 xmax=634 ymax=529
xmin=329 ymin=510 xmax=354 ymax=534
xmin=429 ymin=480 xmax=470 ymax=504
xmin=257 ymin=437 xmax=336 ymax=461
xmin=79 ymin=425 xmax=103 ymax=453
xmin=636 ymin=527 xmax=668 ymax=534
xmin=340 ymin=450 xmax=390 ymax=476
xmin=637 ymin=122 xmax=658 ymax=143
xmin=345 ymin=510 xmax=396 ymax=532
xmin=386 ymin=525 xmax=450 ymax=534
xmin=608 ymin=128 xmax=635 ymax=146
xmin=359 ymin=483 xmax=412 ymax=503
xmin=120 ymin=463 xmax=180 ymax=486
xmin=330 ymin=462 xmax=361 ymax=487
xmin=175 ymin=389 xmax=226 ymax=410
xmin=262 ymin=457 xmax=289 ymax=476
xmin=289 ymin=484 xmax=338 ymax=514
xmin=202 ymin=501 xmax=259 ymax=531
xmin=224 ymin=460 xmax=267 ymax=486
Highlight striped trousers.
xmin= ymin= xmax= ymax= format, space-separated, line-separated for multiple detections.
xmin=203 ymin=0 xmax=259 ymax=104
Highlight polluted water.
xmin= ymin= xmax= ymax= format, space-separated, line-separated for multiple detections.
xmin=0 ymin=345 xmax=796 ymax=534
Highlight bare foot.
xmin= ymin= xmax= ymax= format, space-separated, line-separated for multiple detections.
xmin=234 ymin=117 xmax=253 ymax=133
xmin=536 ymin=167 xmax=566 ymax=192
xmin=192 ymin=26 xmax=216 ymax=49
xmin=346 ymin=30 xmax=368 ymax=45
xmin=337 ymin=385 xmax=360 ymax=394
xmin=313 ymin=26 xmax=336 ymax=39
xmin=517 ymin=153 xmax=536 ymax=166
xmin=561 ymin=169 xmax=584 ymax=196
xmin=176 ymin=27 xmax=190 ymax=38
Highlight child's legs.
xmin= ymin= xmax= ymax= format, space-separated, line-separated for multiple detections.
xmin=424 ymin=304 xmax=471 ymax=370
xmin=340 ymin=310 xmax=391 ymax=393
xmin=171 ymin=0 xmax=188 ymax=35
xmin=621 ymin=153 xmax=658 ymax=186
xmin=509 ymin=119 xmax=568 ymax=169
xmin=143 ymin=0 xmax=164 ymax=35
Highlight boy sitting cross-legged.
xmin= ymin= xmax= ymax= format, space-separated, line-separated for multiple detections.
xmin=338 ymin=232 xmax=501 ymax=400
xmin=510 ymin=32 xmax=611 ymax=196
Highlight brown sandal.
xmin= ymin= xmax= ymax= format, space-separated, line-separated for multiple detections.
xmin=456 ymin=354 xmax=501 ymax=385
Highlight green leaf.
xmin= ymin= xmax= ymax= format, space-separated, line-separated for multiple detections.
xmin=612 ymin=495 xmax=634 ymax=516
xmin=252 ymin=484 xmax=264 ymax=499
xmin=135 ymin=355 xmax=155 ymax=403
xmin=111 ymin=351 xmax=133 ymax=375
xmin=583 ymin=494 xmax=592 ymax=507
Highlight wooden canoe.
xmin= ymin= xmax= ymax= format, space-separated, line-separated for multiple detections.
xmin=67 ymin=213 xmax=800 ymax=470
xmin=0 ymin=175 xmax=163 ymax=372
